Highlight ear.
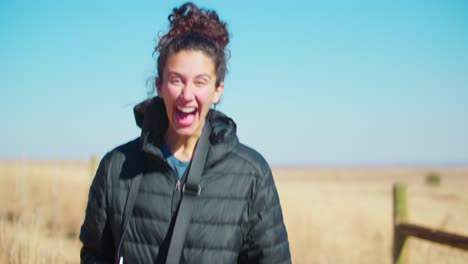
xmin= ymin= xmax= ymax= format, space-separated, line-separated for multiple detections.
xmin=155 ymin=77 xmax=162 ymax=94
xmin=212 ymin=82 xmax=225 ymax=104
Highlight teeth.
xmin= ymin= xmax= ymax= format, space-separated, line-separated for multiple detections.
xmin=177 ymin=106 xmax=196 ymax=113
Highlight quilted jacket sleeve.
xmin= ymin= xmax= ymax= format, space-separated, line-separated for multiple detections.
xmin=80 ymin=153 xmax=115 ymax=264
xmin=239 ymin=168 xmax=291 ymax=264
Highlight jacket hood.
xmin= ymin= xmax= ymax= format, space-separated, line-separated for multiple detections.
xmin=133 ymin=97 xmax=239 ymax=168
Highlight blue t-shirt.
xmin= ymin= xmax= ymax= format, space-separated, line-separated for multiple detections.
xmin=161 ymin=141 xmax=190 ymax=180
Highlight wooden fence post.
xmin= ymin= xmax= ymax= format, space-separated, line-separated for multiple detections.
xmin=393 ymin=183 xmax=409 ymax=264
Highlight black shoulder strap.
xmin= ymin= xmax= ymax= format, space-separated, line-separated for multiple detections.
xmin=114 ymin=171 xmax=143 ymax=264
xmin=166 ymin=121 xmax=211 ymax=264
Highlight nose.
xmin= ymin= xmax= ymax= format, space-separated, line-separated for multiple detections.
xmin=181 ymin=83 xmax=195 ymax=101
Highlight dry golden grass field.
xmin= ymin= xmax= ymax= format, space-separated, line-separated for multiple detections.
xmin=0 ymin=160 xmax=467 ymax=263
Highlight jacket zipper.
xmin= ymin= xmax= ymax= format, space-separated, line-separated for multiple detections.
xmin=161 ymin=161 xmax=183 ymax=216
xmin=160 ymin=158 xmax=192 ymax=217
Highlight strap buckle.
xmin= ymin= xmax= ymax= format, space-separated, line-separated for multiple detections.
xmin=182 ymin=183 xmax=201 ymax=196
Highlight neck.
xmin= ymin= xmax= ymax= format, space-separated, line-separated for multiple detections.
xmin=164 ymin=124 xmax=204 ymax=162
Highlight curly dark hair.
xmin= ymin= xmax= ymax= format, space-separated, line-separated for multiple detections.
xmin=155 ymin=2 xmax=230 ymax=87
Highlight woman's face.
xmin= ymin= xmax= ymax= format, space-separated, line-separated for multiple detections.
xmin=157 ymin=50 xmax=224 ymax=141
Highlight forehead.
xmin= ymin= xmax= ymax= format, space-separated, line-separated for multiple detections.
xmin=164 ymin=50 xmax=215 ymax=77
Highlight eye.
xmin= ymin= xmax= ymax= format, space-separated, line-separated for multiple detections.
xmin=194 ymin=78 xmax=208 ymax=87
xmin=195 ymin=81 xmax=206 ymax=86
xmin=170 ymin=78 xmax=183 ymax=85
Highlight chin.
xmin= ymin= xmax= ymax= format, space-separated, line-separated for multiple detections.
xmin=173 ymin=126 xmax=198 ymax=137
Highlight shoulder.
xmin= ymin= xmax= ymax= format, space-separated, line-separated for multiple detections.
xmin=230 ymin=143 xmax=272 ymax=178
xmin=112 ymin=137 xmax=141 ymax=157
xmin=104 ymin=138 xmax=141 ymax=162
xmin=100 ymin=138 xmax=143 ymax=178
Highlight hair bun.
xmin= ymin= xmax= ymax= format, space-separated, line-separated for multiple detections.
xmin=158 ymin=2 xmax=229 ymax=50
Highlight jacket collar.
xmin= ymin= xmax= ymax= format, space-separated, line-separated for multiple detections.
xmin=133 ymin=97 xmax=239 ymax=168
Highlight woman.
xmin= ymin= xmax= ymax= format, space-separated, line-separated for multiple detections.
xmin=80 ymin=2 xmax=291 ymax=263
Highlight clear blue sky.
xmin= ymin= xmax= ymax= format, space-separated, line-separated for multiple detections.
xmin=2 ymin=0 xmax=467 ymax=166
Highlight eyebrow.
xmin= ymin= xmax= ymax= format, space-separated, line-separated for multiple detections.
xmin=166 ymin=71 xmax=183 ymax=78
xmin=166 ymin=71 xmax=211 ymax=80
xmin=195 ymin=74 xmax=211 ymax=80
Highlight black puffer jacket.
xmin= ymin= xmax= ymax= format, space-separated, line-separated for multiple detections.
xmin=80 ymin=97 xmax=291 ymax=263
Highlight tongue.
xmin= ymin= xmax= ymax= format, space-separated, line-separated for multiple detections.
xmin=176 ymin=110 xmax=195 ymax=126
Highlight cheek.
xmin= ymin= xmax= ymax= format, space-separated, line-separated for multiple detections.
xmin=164 ymin=85 xmax=182 ymax=100
xmin=195 ymin=89 xmax=211 ymax=104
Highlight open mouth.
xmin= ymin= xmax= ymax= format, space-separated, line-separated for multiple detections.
xmin=175 ymin=106 xmax=197 ymax=126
